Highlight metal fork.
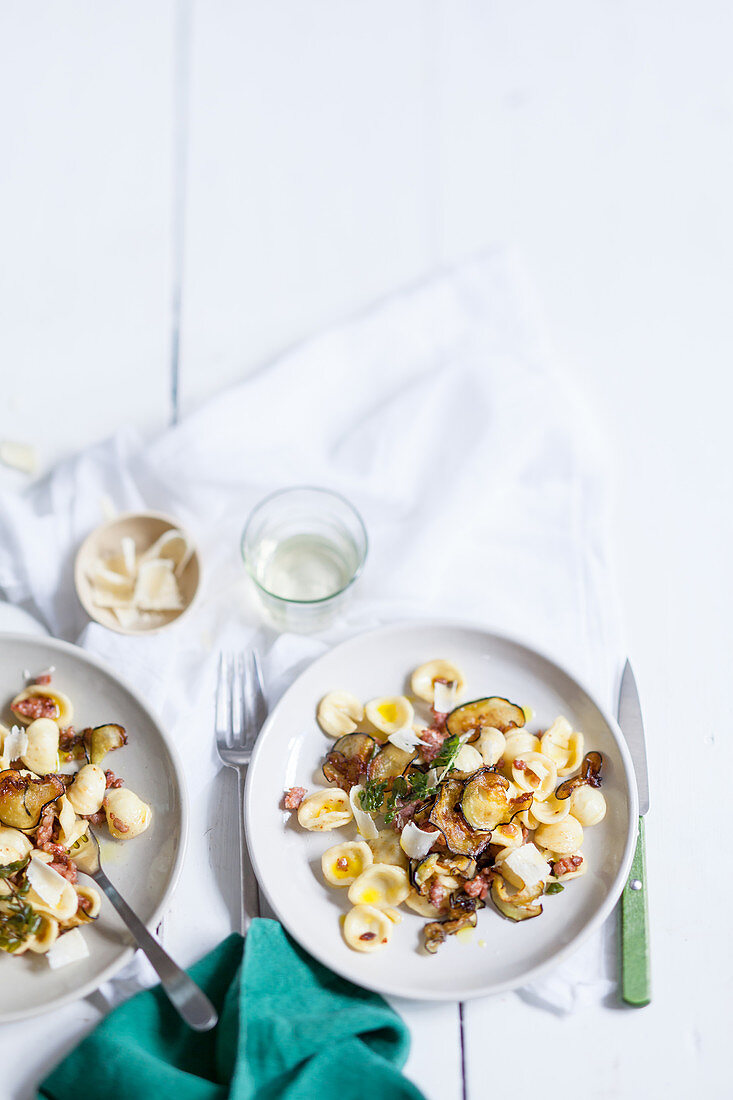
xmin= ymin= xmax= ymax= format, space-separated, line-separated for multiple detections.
xmin=214 ymin=650 xmax=267 ymax=933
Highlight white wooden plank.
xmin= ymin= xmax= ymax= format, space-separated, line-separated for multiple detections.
xmin=178 ymin=0 xmax=436 ymax=412
xmin=0 ymin=1 xmax=176 ymax=474
xmin=437 ymin=5 xmax=733 ymax=1096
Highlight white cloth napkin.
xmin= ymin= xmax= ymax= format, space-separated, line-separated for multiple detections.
xmin=0 ymin=251 xmax=622 ymax=1020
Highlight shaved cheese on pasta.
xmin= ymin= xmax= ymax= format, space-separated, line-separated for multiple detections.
xmin=26 ymin=858 xmax=68 ymax=911
xmin=46 ymin=929 xmax=89 ymax=970
xmin=399 ymin=821 xmax=437 ymax=861
xmin=1 ymin=726 xmax=28 ymax=767
xmin=433 ymin=680 xmax=457 ymax=714
xmin=349 ymin=785 xmax=379 ymax=840
xmin=387 ymin=724 xmax=425 ymax=754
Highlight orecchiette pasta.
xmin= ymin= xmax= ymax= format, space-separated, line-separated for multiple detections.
xmin=0 ymin=671 xmax=151 ymax=967
xmin=534 ymin=816 xmax=584 ymax=855
xmin=316 ymin=692 xmax=364 ymax=738
xmin=67 ymin=764 xmax=106 ymax=817
xmin=569 ymin=785 xmax=607 ymax=826
xmin=540 ymin=717 xmax=585 ymax=777
xmin=347 ymin=864 xmax=410 ymax=908
xmin=410 ymin=660 xmax=466 ymax=704
xmin=297 ymin=789 xmax=353 ymax=831
xmin=104 ymin=788 xmax=152 ymax=841
xmin=365 ymin=696 xmax=414 ymax=737
xmin=321 ymin=841 xmax=373 ymax=887
xmin=342 ymin=904 xmax=393 ymax=952
xmin=476 ymin=727 xmax=505 ymax=767
xmin=289 ymin=662 xmax=610 ymax=957
xmin=20 ymin=718 xmax=59 ymax=776
xmin=511 ymin=752 xmax=558 ymax=801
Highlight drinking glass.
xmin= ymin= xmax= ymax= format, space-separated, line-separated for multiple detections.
xmin=241 ymin=487 xmax=368 ymax=632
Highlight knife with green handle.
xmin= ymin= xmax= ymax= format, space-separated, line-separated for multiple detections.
xmin=618 ymin=659 xmax=651 ymax=1006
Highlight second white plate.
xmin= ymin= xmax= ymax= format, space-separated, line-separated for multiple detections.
xmin=245 ymin=620 xmax=637 ymax=1001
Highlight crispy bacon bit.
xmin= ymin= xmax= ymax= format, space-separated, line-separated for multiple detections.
xmin=43 ymin=844 xmax=78 ymax=883
xmin=419 ymin=725 xmax=449 ymax=762
xmin=552 ymin=855 xmax=583 ymax=878
xmin=78 ymin=894 xmax=93 ymax=913
xmin=104 ymin=770 xmax=124 ymax=790
xmin=428 ymin=882 xmax=447 ymax=909
xmin=282 ymin=786 xmax=306 ymax=811
xmin=431 ymin=710 xmax=449 ymax=731
xmin=83 ymin=809 xmax=106 ymax=826
xmin=464 ymin=867 xmax=495 ymax=900
xmin=359 ymin=932 xmax=376 ymax=941
xmin=32 ymin=673 xmax=52 ymax=686
xmin=514 ymin=758 xmax=527 ymax=771
xmin=36 ymin=804 xmax=57 ymax=847
xmin=391 ymin=799 xmax=426 ymax=833
xmin=336 ymin=857 xmax=349 ymax=871
xmin=13 ymin=695 xmax=58 ymax=720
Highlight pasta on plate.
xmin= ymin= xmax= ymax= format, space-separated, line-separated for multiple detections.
xmin=0 ymin=670 xmax=152 ymax=967
xmin=283 ymin=659 xmax=608 ymax=955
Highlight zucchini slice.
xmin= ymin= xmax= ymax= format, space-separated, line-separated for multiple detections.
xmin=460 ymin=768 xmax=532 ymax=831
xmin=323 ymin=733 xmax=378 ymax=788
xmin=491 ymin=874 xmax=543 ymax=921
xmin=428 ymin=779 xmax=492 ymax=857
xmin=423 ymin=909 xmax=478 ymax=954
xmin=555 ymin=750 xmax=604 ymax=800
xmin=367 ymin=743 xmax=415 ymax=783
xmin=0 ymin=770 xmax=65 ymax=830
xmin=412 ymin=852 xmax=476 ymax=895
xmin=85 ymin=723 xmax=127 ymax=766
xmin=445 ymin=697 xmax=525 ymax=742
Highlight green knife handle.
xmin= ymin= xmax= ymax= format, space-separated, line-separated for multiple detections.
xmin=621 ymin=816 xmax=651 ymax=1006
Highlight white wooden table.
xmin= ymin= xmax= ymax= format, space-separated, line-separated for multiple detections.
xmin=1 ymin=4 xmax=731 ymax=1097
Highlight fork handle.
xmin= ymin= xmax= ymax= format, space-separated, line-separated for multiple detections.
xmin=93 ymin=866 xmax=218 ymax=1032
xmin=237 ymin=768 xmax=250 ymax=935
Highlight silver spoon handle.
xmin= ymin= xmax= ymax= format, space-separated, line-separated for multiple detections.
xmin=93 ymin=866 xmax=218 ymax=1032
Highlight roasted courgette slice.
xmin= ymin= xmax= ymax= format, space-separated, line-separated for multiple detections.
xmin=85 ymin=723 xmax=127 ymax=766
xmin=491 ymin=874 xmax=543 ymax=921
xmin=323 ymin=734 xmax=378 ymax=788
xmin=0 ymin=770 xmax=65 ymax=830
xmin=555 ymin=750 xmax=604 ymax=800
xmin=367 ymin=742 xmax=415 ymax=783
xmin=428 ymin=778 xmax=492 ymax=857
xmin=423 ymin=909 xmax=478 ymax=954
xmin=445 ymin=697 xmax=525 ymax=742
xmin=412 ymin=852 xmax=476 ymax=894
xmin=459 ymin=768 xmax=514 ymax=831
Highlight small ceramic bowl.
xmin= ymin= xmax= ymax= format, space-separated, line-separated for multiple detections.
xmin=75 ymin=511 xmax=200 ymax=636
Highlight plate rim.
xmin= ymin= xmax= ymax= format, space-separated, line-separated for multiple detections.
xmin=0 ymin=632 xmax=189 ymax=1023
xmin=245 ymin=617 xmax=639 ymax=1002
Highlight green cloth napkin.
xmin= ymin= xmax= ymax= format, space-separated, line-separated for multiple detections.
xmin=39 ymin=918 xmax=426 ymax=1100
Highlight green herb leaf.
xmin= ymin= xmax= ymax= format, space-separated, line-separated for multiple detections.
xmin=359 ymin=780 xmax=387 ymax=813
xmin=434 ymin=734 xmax=461 ymax=773
xmin=545 ymin=882 xmax=564 ymax=895
xmin=0 ymin=857 xmax=30 ymax=881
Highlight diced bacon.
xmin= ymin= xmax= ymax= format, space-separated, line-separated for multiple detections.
xmin=552 ymin=855 xmax=583 ymax=877
xmin=32 ymin=673 xmax=52 ymax=686
xmin=283 ymin=786 xmax=306 ymax=811
xmin=464 ymin=868 xmax=494 ymax=900
xmin=13 ymin=695 xmax=57 ymax=720
xmin=104 ymin=770 xmax=124 ymax=790
xmin=429 ymin=882 xmax=447 ymax=909
xmin=419 ymin=726 xmax=449 ymax=762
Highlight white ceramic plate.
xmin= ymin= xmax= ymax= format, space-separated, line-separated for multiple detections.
xmin=0 ymin=634 xmax=187 ymax=1022
xmin=245 ymin=621 xmax=638 ymax=1001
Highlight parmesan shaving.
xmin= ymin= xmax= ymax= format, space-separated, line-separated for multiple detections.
xmin=399 ymin=820 xmax=438 ymax=860
xmin=46 ymin=929 xmax=90 ymax=970
xmin=349 ymin=785 xmax=379 ymax=840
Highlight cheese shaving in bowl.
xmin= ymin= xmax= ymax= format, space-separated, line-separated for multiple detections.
xmin=84 ymin=525 xmax=193 ymax=631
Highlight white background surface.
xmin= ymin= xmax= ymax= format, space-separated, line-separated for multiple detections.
xmin=0 ymin=3 xmax=731 ymax=1098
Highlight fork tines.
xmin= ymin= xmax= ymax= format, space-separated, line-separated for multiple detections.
xmin=215 ymin=650 xmax=266 ymax=760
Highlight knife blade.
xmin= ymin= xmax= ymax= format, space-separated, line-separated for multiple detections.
xmin=619 ymin=659 xmax=649 ymax=815
xmin=618 ymin=658 xmax=651 ymax=1006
